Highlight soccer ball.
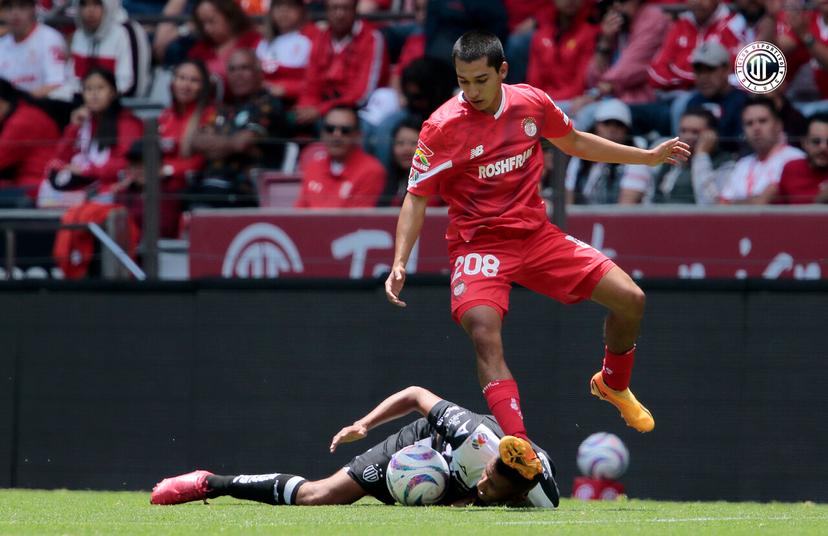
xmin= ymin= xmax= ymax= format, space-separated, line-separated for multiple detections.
xmin=576 ymin=432 xmax=629 ymax=480
xmin=386 ymin=444 xmax=450 ymax=505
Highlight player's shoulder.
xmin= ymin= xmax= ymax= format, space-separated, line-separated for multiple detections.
xmin=508 ymin=83 xmax=551 ymax=104
xmin=423 ymin=95 xmax=469 ymax=134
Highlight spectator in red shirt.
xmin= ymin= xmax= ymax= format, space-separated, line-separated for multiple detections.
xmin=295 ymin=105 xmax=386 ymax=207
xmin=256 ymin=0 xmax=317 ymax=106
xmin=648 ymin=0 xmax=743 ymax=91
xmin=40 ymin=67 xmax=143 ymax=208
xmin=0 ymin=79 xmax=60 ymax=205
xmin=778 ymin=0 xmax=828 ymax=114
xmin=146 ymin=59 xmax=214 ymax=236
xmin=187 ymin=0 xmax=262 ymax=89
xmin=775 ymin=114 xmax=828 ymax=204
xmin=526 ymin=0 xmax=599 ymax=104
xmin=294 ymin=0 xmax=389 ymax=126
xmin=502 ymin=0 xmax=555 ymax=84
xmin=390 ymin=0 xmax=426 ymax=92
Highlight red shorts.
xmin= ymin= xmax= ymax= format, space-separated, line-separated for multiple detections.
xmin=448 ymin=223 xmax=616 ymax=324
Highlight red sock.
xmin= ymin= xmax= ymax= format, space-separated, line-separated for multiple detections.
xmin=482 ymin=379 xmax=529 ymax=441
xmin=602 ymin=345 xmax=635 ymax=391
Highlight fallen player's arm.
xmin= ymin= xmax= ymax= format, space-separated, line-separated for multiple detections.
xmin=330 ymin=386 xmax=440 ymax=452
xmin=549 ymin=129 xmax=690 ymax=167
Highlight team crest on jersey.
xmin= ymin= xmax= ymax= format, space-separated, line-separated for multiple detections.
xmin=522 ymin=117 xmax=538 ymax=137
xmin=412 ymin=140 xmax=434 ymax=171
xmin=453 ymin=279 xmax=466 ymax=297
xmin=471 ymin=433 xmax=488 ymax=450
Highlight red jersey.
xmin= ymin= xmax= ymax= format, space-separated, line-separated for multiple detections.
xmin=0 ymin=100 xmax=60 ymax=197
xmin=407 ymin=84 xmax=572 ymax=241
xmin=776 ymin=158 xmax=828 ymax=204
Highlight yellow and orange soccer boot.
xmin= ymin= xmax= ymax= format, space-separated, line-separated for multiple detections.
xmin=499 ymin=435 xmax=543 ymax=480
xmin=590 ymin=371 xmax=655 ymax=432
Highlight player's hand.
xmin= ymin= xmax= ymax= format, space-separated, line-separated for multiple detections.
xmin=385 ymin=265 xmax=407 ymax=307
xmin=648 ymin=137 xmax=691 ymax=166
xmin=329 ymin=423 xmax=368 ymax=453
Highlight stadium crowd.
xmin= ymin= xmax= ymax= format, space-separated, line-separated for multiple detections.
xmin=1 ymin=0 xmax=828 ymax=239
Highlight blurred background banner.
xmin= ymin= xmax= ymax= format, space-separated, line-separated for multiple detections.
xmin=188 ymin=207 xmax=828 ymax=279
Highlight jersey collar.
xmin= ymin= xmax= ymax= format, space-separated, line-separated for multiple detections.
xmin=457 ymin=85 xmax=507 ymax=119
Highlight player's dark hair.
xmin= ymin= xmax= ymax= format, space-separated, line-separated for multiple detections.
xmin=682 ymin=107 xmax=719 ymax=130
xmin=743 ymin=96 xmax=781 ymax=121
xmin=806 ymin=112 xmax=828 ymax=131
xmin=452 ymin=31 xmax=505 ymax=71
xmin=492 ymin=458 xmax=541 ymax=501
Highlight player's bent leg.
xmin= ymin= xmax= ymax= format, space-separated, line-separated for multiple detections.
xmin=590 ymin=266 xmax=645 ymax=352
xmin=589 ymin=267 xmax=654 ymax=433
xmin=460 ymin=305 xmax=510 ymax=385
xmin=295 ymin=468 xmax=367 ymax=506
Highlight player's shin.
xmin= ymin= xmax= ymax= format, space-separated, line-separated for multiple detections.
xmin=206 ymin=473 xmax=307 ymax=505
xmin=482 ymin=379 xmax=529 ymax=441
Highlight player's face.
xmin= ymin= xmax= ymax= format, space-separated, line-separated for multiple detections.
xmin=476 ymin=459 xmax=521 ymax=505
xmin=804 ymin=121 xmax=828 ymax=169
xmin=742 ymin=105 xmax=782 ymax=155
xmin=454 ymin=58 xmax=507 ymax=115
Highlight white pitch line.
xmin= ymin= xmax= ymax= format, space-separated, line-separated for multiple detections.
xmin=491 ymin=515 xmax=828 ymax=526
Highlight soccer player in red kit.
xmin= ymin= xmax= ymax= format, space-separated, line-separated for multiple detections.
xmin=384 ymin=31 xmax=690 ymax=479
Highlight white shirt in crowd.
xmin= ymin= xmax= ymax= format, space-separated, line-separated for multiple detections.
xmin=565 ymin=158 xmax=652 ymax=204
xmin=720 ymin=144 xmax=805 ymax=202
xmin=255 ymin=30 xmax=312 ymax=73
xmin=0 ymin=22 xmax=68 ymax=93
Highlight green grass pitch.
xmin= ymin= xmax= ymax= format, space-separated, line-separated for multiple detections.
xmin=1 ymin=490 xmax=826 ymax=535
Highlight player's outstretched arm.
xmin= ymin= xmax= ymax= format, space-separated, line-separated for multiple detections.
xmin=549 ymin=129 xmax=691 ymax=167
xmin=385 ymin=193 xmax=429 ymax=308
xmin=330 ymin=386 xmax=441 ymax=452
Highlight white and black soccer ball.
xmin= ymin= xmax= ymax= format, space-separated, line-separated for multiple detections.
xmin=576 ymin=432 xmax=629 ymax=480
xmin=386 ymin=444 xmax=450 ymax=505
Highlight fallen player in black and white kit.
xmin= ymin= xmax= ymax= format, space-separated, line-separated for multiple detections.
xmin=151 ymin=386 xmax=559 ymax=507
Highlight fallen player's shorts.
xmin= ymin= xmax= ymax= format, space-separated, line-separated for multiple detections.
xmin=346 ymin=418 xmax=433 ymax=504
xmin=448 ymin=222 xmax=616 ymax=324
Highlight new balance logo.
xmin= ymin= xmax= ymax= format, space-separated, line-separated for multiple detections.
xmin=470 ymin=145 xmax=484 ymax=159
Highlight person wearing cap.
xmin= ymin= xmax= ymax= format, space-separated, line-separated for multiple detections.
xmin=565 ymin=99 xmax=652 ymax=204
xmin=683 ymin=40 xmax=748 ymax=148
xmin=0 ymin=0 xmax=68 ymax=98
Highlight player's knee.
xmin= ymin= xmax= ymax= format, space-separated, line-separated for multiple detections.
xmin=623 ymin=286 xmax=646 ymax=320
xmin=468 ymin=322 xmax=501 ymax=354
xmin=295 ymin=482 xmax=331 ymax=506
